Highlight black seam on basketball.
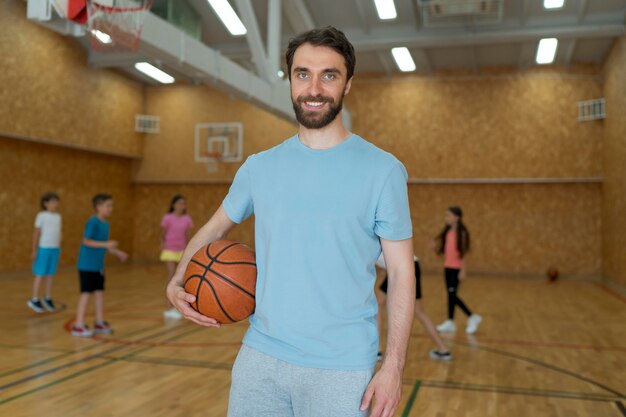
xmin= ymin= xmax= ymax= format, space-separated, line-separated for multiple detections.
xmin=190 ymin=258 xmax=210 ymax=269
xmin=205 ymin=268 xmax=255 ymax=299
xmin=206 ymin=242 xmax=251 ymax=264
xmin=209 ymin=260 xmax=256 ymax=266
xmin=202 ymin=277 xmax=236 ymax=322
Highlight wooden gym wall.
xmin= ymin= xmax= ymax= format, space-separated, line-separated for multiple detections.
xmin=602 ymin=36 xmax=626 ymax=289
xmin=0 ymin=1 xmax=140 ymax=272
xmin=347 ymin=67 xmax=604 ymax=277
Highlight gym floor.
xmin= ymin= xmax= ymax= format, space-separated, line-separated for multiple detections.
xmin=1 ymin=265 xmax=625 ymax=416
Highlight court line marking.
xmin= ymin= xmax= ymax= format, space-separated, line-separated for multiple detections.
xmin=0 ymin=323 xmax=164 ymax=380
xmin=454 ymin=341 xmax=625 ymax=399
xmin=412 ymin=332 xmax=626 ymax=353
xmin=92 ymin=354 xmax=625 ymax=404
xmin=401 ymin=380 xmax=421 ymax=417
xmin=594 ymin=282 xmax=626 ymax=305
xmin=0 ymin=344 xmax=72 ymax=353
xmin=412 ymin=379 xmax=622 ymax=402
xmin=0 ymin=324 xmax=190 ymax=393
xmin=0 ymin=326 xmax=204 ymax=405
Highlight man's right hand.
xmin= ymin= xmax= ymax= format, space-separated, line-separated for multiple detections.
xmin=166 ymin=272 xmax=221 ymax=328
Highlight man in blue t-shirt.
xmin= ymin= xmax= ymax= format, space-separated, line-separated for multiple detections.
xmin=167 ymin=27 xmax=415 ymax=417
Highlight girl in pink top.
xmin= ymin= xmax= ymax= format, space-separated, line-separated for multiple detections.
xmin=161 ymin=195 xmax=193 ymax=319
xmin=433 ymin=206 xmax=482 ymax=334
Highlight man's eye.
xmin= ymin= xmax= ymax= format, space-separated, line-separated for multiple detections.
xmin=323 ymin=74 xmax=335 ymax=80
xmin=297 ymin=73 xmax=309 ymax=79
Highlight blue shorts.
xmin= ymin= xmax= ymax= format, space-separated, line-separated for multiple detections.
xmin=33 ymin=247 xmax=61 ymax=276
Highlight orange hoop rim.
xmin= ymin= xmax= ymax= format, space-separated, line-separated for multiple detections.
xmin=87 ymin=0 xmax=152 ymax=13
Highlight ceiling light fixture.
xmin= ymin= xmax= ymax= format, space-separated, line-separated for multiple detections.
xmin=391 ymin=47 xmax=416 ymax=72
xmin=207 ymin=0 xmax=247 ymax=36
xmin=374 ymin=0 xmax=397 ymax=20
xmin=135 ymin=62 xmax=175 ymax=84
xmin=536 ymin=38 xmax=558 ymax=64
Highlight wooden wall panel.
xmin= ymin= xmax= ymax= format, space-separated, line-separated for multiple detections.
xmin=409 ymin=184 xmax=602 ymax=277
xmin=0 ymin=1 xmax=144 ymax=157
xmin=602 ymin=37 xmax=626 ymax=288
xmin=133 ymin=85 xmax=297 ymax=182
xmin=347 ymin=68 xmax=603 ymax=179
xmin=0 ymin=136 xmax=134 ymax=273
xmin=132 ymin=185 xmax=254 ymax=261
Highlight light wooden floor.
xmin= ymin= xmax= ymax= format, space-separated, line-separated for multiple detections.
xmin=1 ymin=264 xmax=625 ymax=417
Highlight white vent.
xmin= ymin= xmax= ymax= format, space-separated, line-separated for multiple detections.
xmin=577 ymin=98 xmax=605 ymax=122
xmin=135 ymin=114 xmax=160 ymax=133
xmin=419 ymin=0 xmax=503 ymax=26
xmin=427 ymin=0 xmax=495 ymax=16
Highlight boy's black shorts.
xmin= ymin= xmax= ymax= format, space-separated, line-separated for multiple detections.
xmin=78 ymin=270 xmax=105 ymax=293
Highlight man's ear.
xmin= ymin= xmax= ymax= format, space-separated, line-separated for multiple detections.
xmin=344 ymin=77 xmax=353 ymax=96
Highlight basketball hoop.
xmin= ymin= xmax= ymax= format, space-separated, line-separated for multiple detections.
xmin=200 ymin=152 xmax=223 ymax=173
xmin=85 ymin=0 xmax=152 ymax=52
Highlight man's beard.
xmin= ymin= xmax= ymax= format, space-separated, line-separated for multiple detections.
xmin=292 ymin=93 xmax=344 ymax=129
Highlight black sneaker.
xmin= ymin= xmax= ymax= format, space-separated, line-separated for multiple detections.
xmin=42 ymin=297 xmax=56 ymax=312
xmin=27 ymin=298 xmax=45 ymax=313
xmin=429 ymin=350 xmax=452 ymax=361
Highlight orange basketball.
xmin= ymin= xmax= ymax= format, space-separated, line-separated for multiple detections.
xmin=183 ymin=240 xmax=256 ymax=324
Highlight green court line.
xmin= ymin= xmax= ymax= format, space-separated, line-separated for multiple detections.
xmin=0 ymin=325 xmax=204 ymax=405
xmin=0 ymin=344 xmax=72 ymax=353
xmin=401 ymin=380 xmax=421 ymax=417
xmin=0 ymin=323 xmax=164 ymax=379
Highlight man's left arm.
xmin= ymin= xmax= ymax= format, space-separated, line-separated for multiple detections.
xmin=361 ymin=237 xmax=415 ymax=417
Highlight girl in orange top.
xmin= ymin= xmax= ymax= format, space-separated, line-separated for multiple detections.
xmin=434 ymin=206 xmax=482 ymax=334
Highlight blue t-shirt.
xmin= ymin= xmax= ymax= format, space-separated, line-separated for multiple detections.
xmin=77 ymin=216 xmax=110 ymax=272
xmin=223 ymin=134 xmax=412 ymax=370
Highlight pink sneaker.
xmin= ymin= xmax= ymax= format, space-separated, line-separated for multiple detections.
xmin=71 ymin=324 xmax=94 ymax=337
xmin=94 ymin=321 xmax=113 ymax=335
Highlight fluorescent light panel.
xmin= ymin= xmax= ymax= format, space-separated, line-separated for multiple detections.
xmin=90 ymin=29 xmax=112 ymax=44
xmin=543 ymin=0 xmax=565 ymax=9
xmin=374 ymin=0 xmax=397 ymax=20
xmin=536 ymin=38 xmax=558 ymax=64
xmin=135 ymin=62 xmax=175 ymax=84
xmin=391 ymin=47 xmax=416 ymax=72
xmin=207 ymin=0 xmax=247 ymax=36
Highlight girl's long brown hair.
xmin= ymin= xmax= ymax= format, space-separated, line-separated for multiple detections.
xmin=435 ymin=206 xmax=470 ymax=258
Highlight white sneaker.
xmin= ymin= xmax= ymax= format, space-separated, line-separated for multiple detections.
xmin=466 ymin=314 xmax=482 ymax=334
xmin=436 ymin=320 xmax=456 ymax=333
xmin=164 ymin=308 xmax=183 ymax=320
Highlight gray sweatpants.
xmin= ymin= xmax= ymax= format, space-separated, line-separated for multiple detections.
xmin=228 ymin=345 xmax=374 ymax=417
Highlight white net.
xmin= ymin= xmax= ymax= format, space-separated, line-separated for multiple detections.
xmin=86 ymin=0 xmax=152 ymax=52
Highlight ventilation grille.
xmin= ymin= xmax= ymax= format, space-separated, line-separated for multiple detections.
xmin=418 ymin=0 xmax=503 ymax=27
xmin=577 ymin=99 xmax=606 ymax=122
xmin=135 ymin=114 xmax=160 ymax=134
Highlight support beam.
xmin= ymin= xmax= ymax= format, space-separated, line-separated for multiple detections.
xmin=267 ymin=0 xmax=281 ymax=80
xmin=348 ymin=24 xmax=625 ymax=51
xmin=283 ymin=0 xmax=314 ymax=33
xmin=377 ymin=51 xmax=393 ymax=76
xmin=520 ymin=0 xmax=531 ymax=26
xmin=577 ymin=0 xmax=587 ymax=23
xmin=563 ymin=39 xmax=577 ymax=66
xmin=413 ymin=49 xmax=432 ymax=73
xmin=213 ymin=23 xmax=624 ymax=60
xmin=235 ymin=0 xmax=271 ymax=81
xmin=353 ymin=0 xmax=370 ymax=34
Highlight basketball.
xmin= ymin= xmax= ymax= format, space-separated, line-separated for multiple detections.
xmin=547 ymin=267 xmax=559 ymax=282
xmin=183 ymin=240 xmax=257 ymax=324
